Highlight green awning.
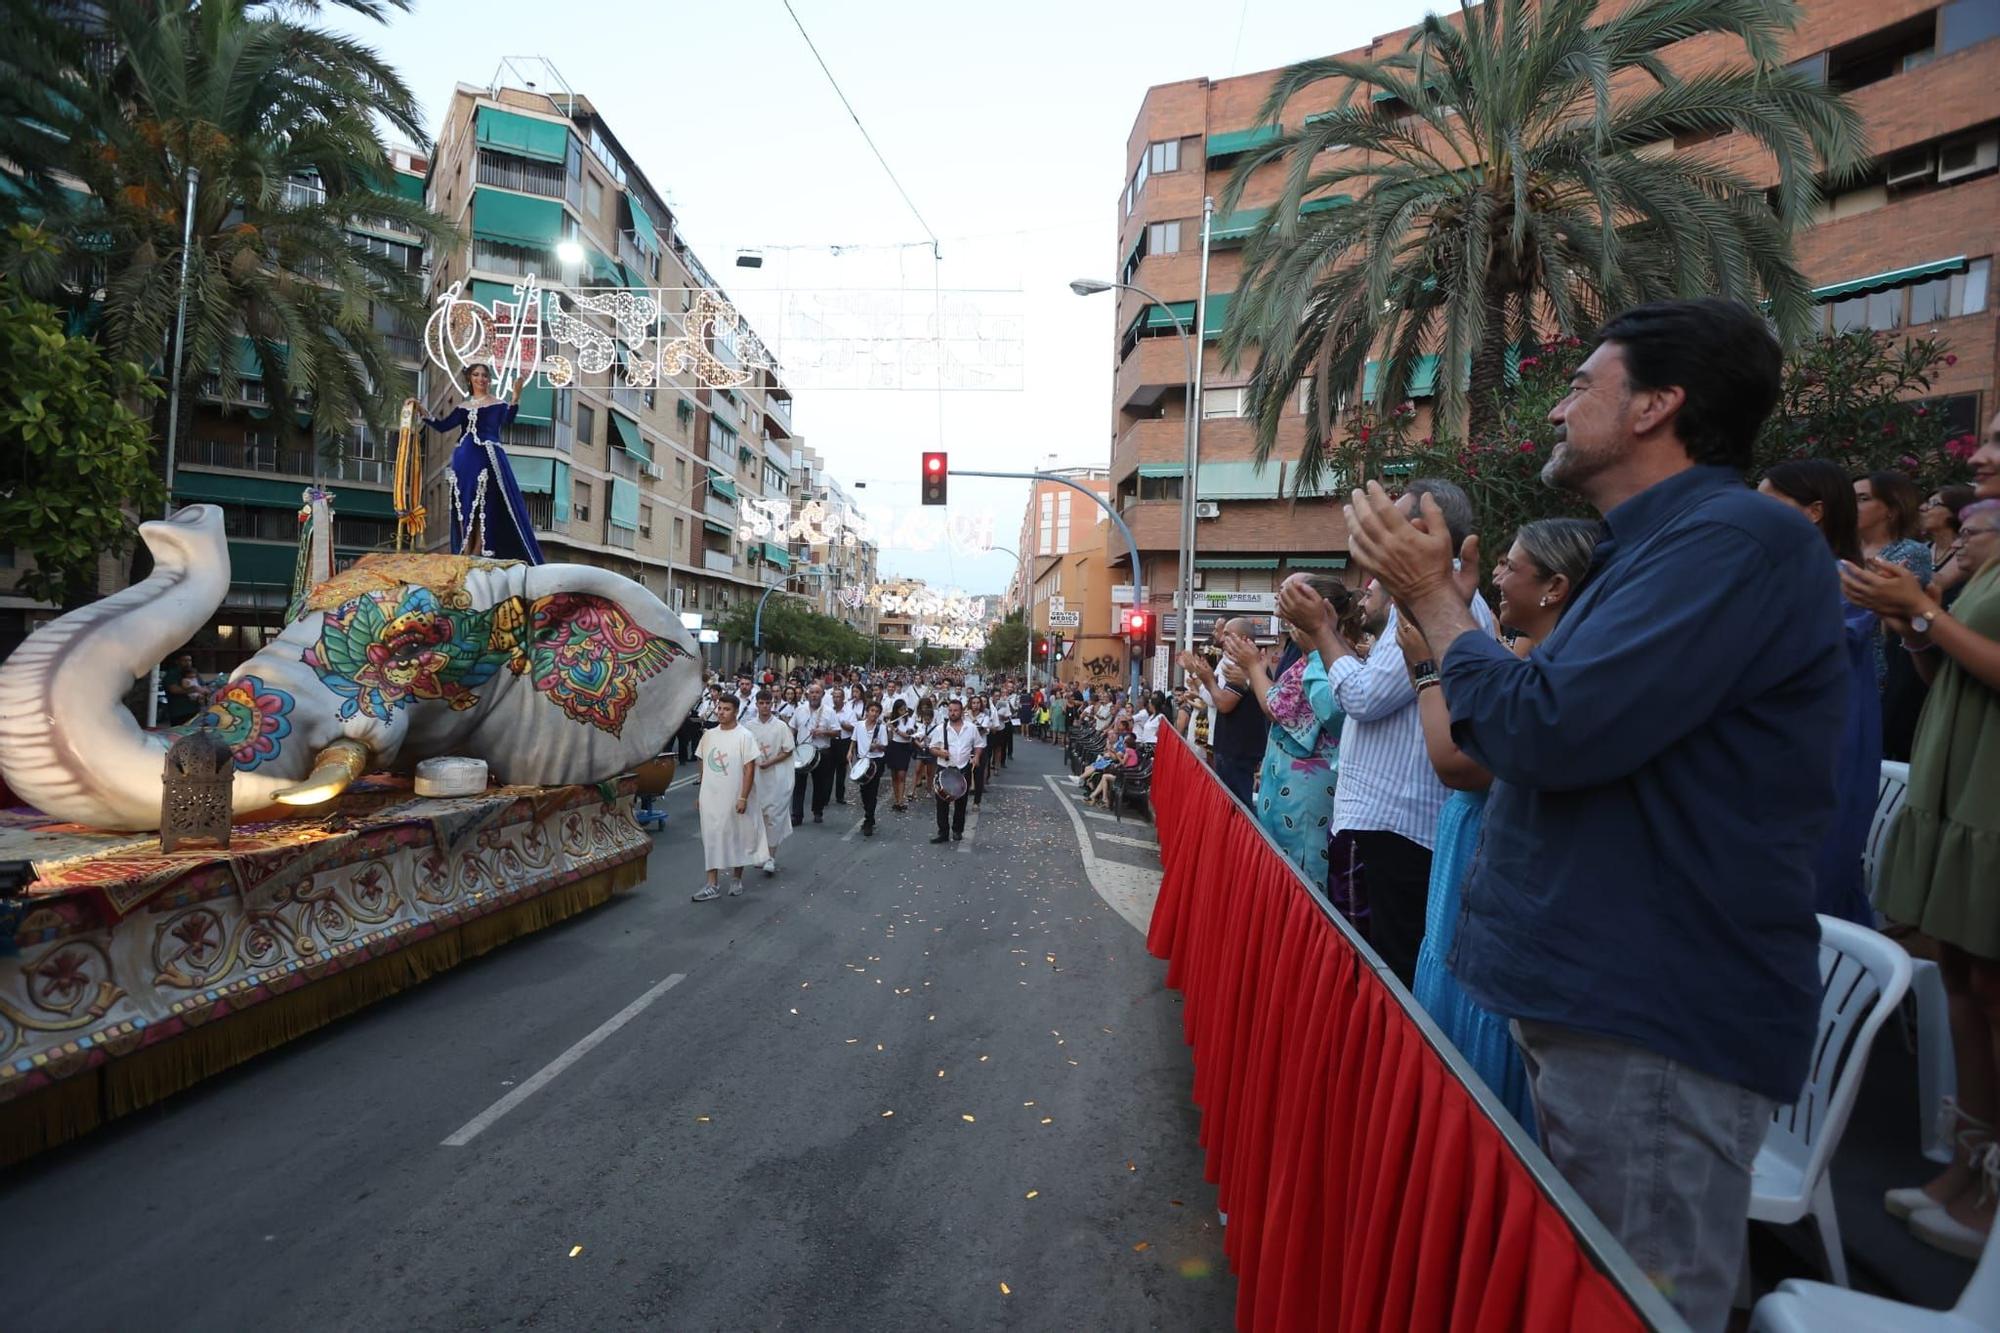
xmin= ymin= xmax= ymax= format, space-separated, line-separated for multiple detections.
xmin=1371 ymin=89 xmax=1400 ymax=103
xmin=472 ymin=187 xmax=561 ymax=247
xmin=609 ymin=478 xmax=640 ymax=531
xmin=1206 ymin=125 xmax=1281 ymax=159
xmin=703 ymin=519 xmax=733 ymax=537
xmin=1301 ymin=195 xmax=1353 ymax=215
xmin=587 ymin=250 xmax=619 ymax=286
xmin=392 ymin=171 xmax=424 ymax=204
xmin=1813 ymin=256 xmax=1967 ymax=303
xmin=1363 ymin=354 xmax=1442 ymax=399
xmin=227 ymin=541 xmax=297 ymax=588
xmin=334 ymin=488 xmax=396 ymax=519
xmin=1211 ymin=196 xmax=1354 ymax=244
xmin=512 ymin=455 xmax=555 ymax=492
xmin=1135 ymin=294 xmax=1230 ymax=339
xmin=626 ymin=194 xmax=661 ymax=252
xmin=1121 ymin=231 xmax=1143 ymax=275
xmin=607 ymin=410 xmax=649 ymax=462
xmin=552 ymin=459 xmax=571 ymax=522
xmin=619 ymin=261 xmax=649 ymax=289
xmin=1136 ymin=464 xmax=1183 ymax=478
xmin=175 ymin=472 xmax=309 ymax=509
xmin=515 ymin=382 xmax=554 ymax=425
xmin=1203 ymin=291 xmax=1232 ymax=339
xmin=1141 ymin=300 xmax=1195 ymax=333
xmin=474 ymin=106 xmax=571 ymax=164
xmin=469 ymin=279 xmax=529 ymax=310
xmin=1196 ymin=461 xmax=1282 ymax=500
xmin=1197 ymin=557 xmax=1280 ymax=570
xmin=707 ymin=470 xmax=738 ymax=502
xmin=764 ymin=544 xmax=791 ymax=569
xmin=1288 ymin=556 xmax=1349 ymax=569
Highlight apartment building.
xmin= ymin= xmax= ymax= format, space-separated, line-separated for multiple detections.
xmin=789 ymin=443 xmax=879 ymax=638
xmin=1103 ymin=0 xmax=1998 ymax=627
xmin=1005 ymin=469 xmax=1123 ymax=688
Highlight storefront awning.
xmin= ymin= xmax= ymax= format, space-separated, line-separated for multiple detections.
xmin=1197 ymin=557 xmax=1280 ymax=570
xmin=1812 ymin=256 xmax=1967 ymax=303
xmin=471 ymin=187 xmax=561 ymax=248
xmin=1288 ymin=556 xmax=1349 ymax=570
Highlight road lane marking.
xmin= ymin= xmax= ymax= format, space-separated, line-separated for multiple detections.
xmin=1098 ymin=832 xmax=1158 ymax=850
xmin=441 ymin=973 xmax=687 ymax=1147
xmin=841 ymin=817 xmax=865 ymax=842
xmin=958 ymin=803 xmax=981 ymax=852
xmin=1080 ymin=808 xmax=1116 ymax=822
xmin=1041 ymin=776 xmax=1158 ymax=934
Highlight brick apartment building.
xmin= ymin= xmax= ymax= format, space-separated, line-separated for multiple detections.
xmin=1099 ymin=0 xmax=1998 ymax=629
xmin=1004 ymin=469 xmax=1125 ymax=688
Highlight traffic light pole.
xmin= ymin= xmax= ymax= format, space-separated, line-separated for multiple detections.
xmin=949 ymin=468 xmax=1145 ymax=699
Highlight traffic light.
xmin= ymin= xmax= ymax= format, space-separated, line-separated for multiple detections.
xmin=1121 ymin=608 xmax=1154 ymax=654
xmin=921 ymin=451 xmax=948 ymax=505
xmin=1036 ymin=638 xmax=1049 ymax=656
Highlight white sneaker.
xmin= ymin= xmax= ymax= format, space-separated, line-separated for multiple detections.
xmin=728 ymin=879 xmax=745 ymax=897
xmin=1909 ymin=1203 xmax=1992 ymax=1259
xmin=762 ymin=858 xmax=777 ymax=875
xmin=691 ymin=884 xmax=719 ymax=903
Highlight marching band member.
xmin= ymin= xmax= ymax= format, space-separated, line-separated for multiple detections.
xmin=791 ymin=682 xmax=825 ymax=827
xmin=992 ymin=687 xmax=1014 ymax=770
xmin=808 ymin=685 xmax=843 ymax=822
xmin=928 ymin=698 xmax=983 ymax=844
xmin=968 ymin=694 xmax=995 ymax=807
xmin=692 ymin=696 xmax=768 ymax=902
xmin=911 ymin=698 xmax=938 ymax=799
xmin=848 ymin=700 xmax=890 ymax=837
xmin=746 ymin=693 xmax=794 ymax=875
xmin=697 ymin=683 xmax=722 ymax=728
xmin=886 ymin=700 xmax=918 ymax=812
xmin=830 ymin=686 xmax=860 ymax=806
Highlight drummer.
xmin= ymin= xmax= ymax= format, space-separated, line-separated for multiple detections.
xmin=849 ymin=700 xmax=891 ymax=837
xmin=829 ymin=686 xmax=860 ymax=808
xmin=886 ymin=699 xmax=918 ymax=812
xmin=928 ymin=698 xmax=984 ymax=845
xmin=746 ymin=692 xmax=794 ymax=875
xmin=791 ymin=682 xmax=825 ymax=827
xmin=809 ymin=685 xmax=844 ymax=822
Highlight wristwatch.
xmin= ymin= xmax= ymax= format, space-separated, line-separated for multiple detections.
xmin=1410 ymin=658 xmax=1440 ymax=690
xmin=1909 ymin=606 xmax=1943 ymax=635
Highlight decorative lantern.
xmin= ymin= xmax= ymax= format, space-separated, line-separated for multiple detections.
xmin=160 ymin=727 xmax=235 ymax=853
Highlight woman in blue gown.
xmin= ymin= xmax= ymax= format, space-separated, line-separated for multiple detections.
xmin=1403 ymin=517 xmax=1599 ymax=1140
xmin=410 ymin=363 xmax=546 ymax=564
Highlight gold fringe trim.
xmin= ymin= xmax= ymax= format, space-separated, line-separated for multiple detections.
xmin=0 ymin=859 xmax=642 ymax=1168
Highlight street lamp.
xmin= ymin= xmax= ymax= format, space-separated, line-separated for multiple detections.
xmin=983 ymin=544 xmax=1032 ymax=688
xmin=555 ymin=239 xmax=585 ymax=265
xmin=1071 ymin=271 xmax=1202 ymax=674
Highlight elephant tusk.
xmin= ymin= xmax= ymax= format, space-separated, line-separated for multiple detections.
xmin=272 ymin=739 xmax=372 ymax=806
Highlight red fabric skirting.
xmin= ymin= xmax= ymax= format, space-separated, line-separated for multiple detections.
xmin=1146 ymin=729 xmax=1650 ymax=1332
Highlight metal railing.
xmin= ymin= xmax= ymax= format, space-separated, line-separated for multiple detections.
xmin=184 ymin=437 xmax=313 ymax=476
xmin=611 ymin=384 xmax=651 ymax=416
xmin=510 ymin=421 xmax=558 ymax=452
xmin=705 ymin=492 xmax=736 ymax=525
xmin=608 ymin=449 xmax=638 ymax=481
xmin=702 ymin=548 xmax=735 ymax=574
xmin=476 ymin=150 xmax=564 ymax=198
xmin=606 ymin=525 xmax=636 ymax=550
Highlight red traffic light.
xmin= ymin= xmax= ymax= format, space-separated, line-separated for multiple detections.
xmin=921 ymin=451 xmax=948 ymax=505
xmin=926 ymin=455 xmax=944 ymax=472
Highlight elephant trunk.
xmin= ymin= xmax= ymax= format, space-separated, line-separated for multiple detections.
xmin=0 ymin=506 xmax=232 ymax=831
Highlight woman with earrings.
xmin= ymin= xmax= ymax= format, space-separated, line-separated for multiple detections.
xmin=408 ymin=363 xmax=544 ymax=564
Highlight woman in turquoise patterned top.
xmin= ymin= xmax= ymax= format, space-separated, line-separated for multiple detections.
xmin=1400 ymin=518 xmax=1598 ymax=1137
xmin=1217 ymin=576 xmax=1360 ymax=890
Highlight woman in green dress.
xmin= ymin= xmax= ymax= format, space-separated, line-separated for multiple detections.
xmin=1843 ymin=426 xmax=2000 ymax=1261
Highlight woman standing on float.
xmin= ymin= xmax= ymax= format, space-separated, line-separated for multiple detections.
xmin=409 ymin=362 xmax=546 ymax=564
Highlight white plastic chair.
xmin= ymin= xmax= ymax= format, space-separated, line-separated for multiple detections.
xmin=1748 ymin=1209 xmax=1999 ymax=1331
xmin=1749 ymin=916 xmax=1914 ymax=1287
xmin=1863 ymin=761 xmax=1911 ymax=907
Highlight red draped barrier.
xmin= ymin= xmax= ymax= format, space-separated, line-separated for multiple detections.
xmin=1145 ymin=728 xmax=1663 ymax=1332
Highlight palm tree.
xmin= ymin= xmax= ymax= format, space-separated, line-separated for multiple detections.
xmin=1 ymin=0 xmax=452 ymax=445
xmin=1219 ymin=0 xmax=1868 ymax=483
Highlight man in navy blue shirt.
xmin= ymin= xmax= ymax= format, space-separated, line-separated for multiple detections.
xmin=1345 ymin=299 xmax=1846 ymax=1332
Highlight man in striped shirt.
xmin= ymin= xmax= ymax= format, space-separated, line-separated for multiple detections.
xmin=1307 ymin=478 xmax=1494 ymax=987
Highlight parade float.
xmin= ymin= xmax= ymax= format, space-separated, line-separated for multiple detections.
xmin=0 ymin=504 xmax=701 ymax=1163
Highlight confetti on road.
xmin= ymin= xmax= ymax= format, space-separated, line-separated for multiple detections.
xmin=1040 ymin=1117 xmax=1053 ymax=1124
xmin=1133 ymin=1241 xmax=1151 ymax=1252
xmin=881 ymin=1110 xmax=895 ymax=1117
xmin=1025 ymin=1189 xmax=1039 ymax=1199
xmin=1178 ymin=1259 xmax=1213 ymax=1279
xmin=789 ymin=1008 xmax=799 ymax=1015
xmin=695 ymin=1115 xmax=711 ymax=1123
xmin=961 ymin=1114 xmax=976 ymax=1123
xmin=999 ymin=1281 xmax=1011 ymax=1296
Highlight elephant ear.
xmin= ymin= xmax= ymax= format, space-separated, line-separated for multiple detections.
xmin=520 ymin=563 xmax=696 ymax=657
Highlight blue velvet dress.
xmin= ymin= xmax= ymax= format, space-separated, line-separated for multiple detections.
xmin=1412 ymin=789 xmax=1538 ymax=1140
xmin=421 ymin=400 xmax=546 ymax=564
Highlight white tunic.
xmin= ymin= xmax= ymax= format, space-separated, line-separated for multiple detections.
xmin=744 ymin=715 xmax=794 ymax=853
xmin=695 ymin=725 xmax=771 ymax=872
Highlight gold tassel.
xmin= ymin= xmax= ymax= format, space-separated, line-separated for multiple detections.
xmin=394 ymin=399 xmax=426 ymax=550
xmin=0 ymin=860 xmax=641 ymax=1168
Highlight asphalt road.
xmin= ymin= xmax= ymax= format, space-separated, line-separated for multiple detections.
xmin=5 ymin=740 xmax=1233 ymax=1331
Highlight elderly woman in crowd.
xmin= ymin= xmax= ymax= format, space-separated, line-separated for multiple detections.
xmin=1844 ymin=419 xmax=2000 ymax=1260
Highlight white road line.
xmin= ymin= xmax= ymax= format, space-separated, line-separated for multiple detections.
xmin=1040 ymin=776 xmax=1159 ymax=935
xmin=1080 ymin=808 xmax=1116 ymax=822
xmin=441 ymin=973 xmax=687 ymax=1147
xmin=841 ymin=817 xmax=865 ymax=843
xmin=957 ymin=803 xmax=981 ymax=852
xmin=1097 ymin=832 xmax=1158 ymax=850
xmin=986 ymin=782 xmax=1040 ymax=790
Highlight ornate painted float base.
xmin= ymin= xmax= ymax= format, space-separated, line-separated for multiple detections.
xmin=0 ymin=777 xmax=650 ymax=1166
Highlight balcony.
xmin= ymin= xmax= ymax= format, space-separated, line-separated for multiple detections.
xmin=523 ymin=493 xmax=568 ymax=535
xmin=510 ymin=420 xmax=559 ymax=452
xmin=1112 ymin=417 xmax=1187 ymax=485
xmin=763 ymin=435 xmax=792 ymax=473
xmin=767 ymin=393 xmax=793 ymax=433
xmin=606 ymin=524 xmax=636 ymax=550
xmin=475 ymin=149 xmax=564 ymax=199
xmin=706 ymin=441 xmax=739 ymax=473
xmin=326 ymin=453 xmax=388 ymax=485
xmin=608 ymin=448 xmax=638 ymax=481
xmin=184 ymin=437 xmax=315 ymax=477
xmin=382 ymin=332 xmax=421 ymax=363
xmin=703 ymin=548 xmax=736 ymax=575
xmin=616 ymin=233 xmax=656 ymax=282
xmin=705 ymin=492 xmax=737 ymax=525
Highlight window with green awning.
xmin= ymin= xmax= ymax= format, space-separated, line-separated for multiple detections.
xmin=475 ymin=106 xmax=571 ymax=164
xmin=626 ymin=194 xmax=661 ymax=253
xmin=511 ymin=455 xmax=555 ymax=492
xmin=515 ymin=382 xmax=554 ymax=425
xmin=1136 ymin=464 xmax=1183 ymax=478
xmin=707 ymin=470 xmax=738 ymax=502
xmin=607 ymin=410 xmax=649 ymax=463
xmin=609 ymin=478 xmax=640 ymax=530
xmin=1133 ymin=294 xmax=1231 ymax=339
xmin=227 ymin=541 xmax=298 ymax=588
xmin=587 ymin=250 xmax=620 ymax=286
xmin=1210 ymin=196 xmax=1354 ymax=246
xmin=1288 ymin=556 xmax=1349 ymax=569
xmin=765 ymin=544 xmax=791 ymax=569
xmin=1197 ymin=557 xmax=1280 ymax=570
xmin=553 ymin=460 xmax=571 ymax=522
xmin=334 ymin=488 xmax=396 ymax=519
xmin=1812 ymin=256 xmax=1967 ymax=303
xmin=702 ymin=519 xmax=733 ymax=537
xmin=1196 ymin=461 xmax=1282 ymax=500
xmin=472 ymin=188 xmax=561 ymax=247
xmin=1206 ymin=125 xmax=1281 ymax=160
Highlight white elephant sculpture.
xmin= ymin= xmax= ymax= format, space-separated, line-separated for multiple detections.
xmin=0 ymin=505 xmax=703 ymax=831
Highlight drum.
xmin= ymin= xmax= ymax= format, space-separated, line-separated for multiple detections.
xmin=848 ymin=754 xmax=880 ymax=785
xmin=793 ymin=741 xmax=819 ymax=772
xmin=933 ymin=766 xmax=969 ymax=801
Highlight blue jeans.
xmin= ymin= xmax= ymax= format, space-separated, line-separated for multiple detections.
xmin=1512 ymin=1019 xmax=1774 ymax=1333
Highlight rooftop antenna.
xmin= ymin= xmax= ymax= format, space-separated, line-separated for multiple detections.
xmin=490 ymin=57 xmax=578 ymax=117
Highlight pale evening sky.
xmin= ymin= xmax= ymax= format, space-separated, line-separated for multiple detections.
xmin=330 ymin=0 xmax=1440 ymax=595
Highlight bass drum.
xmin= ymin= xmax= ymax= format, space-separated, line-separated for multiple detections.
xmin=793 ymin=741 xmax=819 ymax=772
xmin=848 ymin=755 xmax=880 ymax=785
xmin=933 ymin=766 xmax=969 ymax=801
